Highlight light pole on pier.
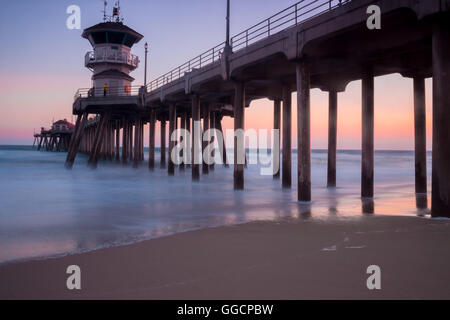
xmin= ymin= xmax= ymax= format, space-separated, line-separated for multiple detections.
xmin=144 ymin=42 xmax=149 ymax=87
xmin=225 ymin=0 xmax=231 ymax=50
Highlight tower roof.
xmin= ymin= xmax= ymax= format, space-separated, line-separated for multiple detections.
xmin=82 ymin=22 xmax=144 ymax=48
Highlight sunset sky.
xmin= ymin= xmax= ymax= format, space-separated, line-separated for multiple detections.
xmin=0 ymin=0 xmax=433 ymax=150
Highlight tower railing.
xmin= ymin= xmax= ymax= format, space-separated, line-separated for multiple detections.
xmin=85 ymin=50 xmax=140 ymax=69
xmin=146 ymin=0 xmax=351 ymax=94
xmin=74 ymin=85 xmax=141 ymax=101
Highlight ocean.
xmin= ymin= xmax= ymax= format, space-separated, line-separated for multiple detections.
xmin=0 ymin=145 xmax=432 ymax=264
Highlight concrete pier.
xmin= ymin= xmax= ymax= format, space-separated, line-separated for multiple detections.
xmin=215 ymin=113 xmax=228 ymax=167
xmin=66 ymin=0 xmax=450 ymax=217
xmin=327 ymin=91 xmax=338 ymax=187
xmin=180 ymin=112 xmax=186 ymax=170
xmin=202 ymin=105 xmax=210 ymax=175
xmin=273 ymin=99 xmax=281 ymax=179
xmin=133 ymin=118 xmax=140 ymax=168
xmin=160 ymin=117 xmax=166 ymax=168
xmin=282 ymin=87 xmax=291 ymax=188
xmin=361 ymin=71 xmax=374 ymax=199
xmin=168 ymin=104 xmax=176 ymax=175
xmin=234 ymin=82 xmax=245 ymax=190
xmin=186 ymin=114 xmax=192 ymax=167
xmin=297 ymin=63 xmax=311 ymax=202
xmin=115 ymin=121 xmax=120 ymax=161
xmin=209 ymin=109 xmax=215 ymax=171
xmin=413 ymin=77 xmax=427 ymax=195
xmin=432 ymin=16 xmax=450 ymax=217
xmin=122 ymin=118 xmax=128 ymax=165
xmin=149 ymin=111 xmax=156 ymax=170
xmin=191 ymin=95 xmax=201 ymax=181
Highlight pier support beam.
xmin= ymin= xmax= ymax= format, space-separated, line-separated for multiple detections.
xmin=413 ymin=77 xmax=427 ymax=195
xmin=149 ymin=110 xmax=156 ymax=170
xmin=432 ymin=18 xmax=450 ymax=217
xmin=186 ymin=114 xmax=192 ymax=168
xmin=361 ymin=70 xmax=375 ymax=199
xmin=133 ymin=118 xmax=140 ymax=168
xmin=202 ymin=104 xmax=210 ymax=175
xmin=122 ymin=118 xmax=128 ymax=165
xmin=273 ymin=99 xmax=281 ymax=179
xmin=209 ymin=110 xmax=215 ymax=171
xmin=115 ymin=121 xmax=120 ymax=161
xmin=192 ymin=96 xmax=201 ymax=180
xmin=89 ymin=112 xmax=111 ymax=168
xmin=168 ymin=104 xmax=177 ymax=176
xmin=65 ymin=112 xmax=88 ymax=169
xmin=160 ymin=117 xmax=166 ymax=168
xmin=282 ymin=87 xmax=292 ymax=188
xmin=234 ymin=82 xmax=245 ymax=190
xmin=327 ymin=90 xmax=338 ymax=187
xmin=216 ymin=113 xmax=228 ymax=167
xmin=296 ymin=63 xmax=311 ymax=202
xmin=180 ymin=111 xmax=186 ymax=171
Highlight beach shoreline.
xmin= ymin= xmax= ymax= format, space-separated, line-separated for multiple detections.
xmin=1 ymin=214 xmax=449 ymax=300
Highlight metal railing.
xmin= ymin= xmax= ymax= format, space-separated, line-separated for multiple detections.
xmin=85 ymin=50 xmax=140 ymax=68
xmin=146 ymin=42 xmax=225 ymax=92
xmin=74 ymin=85 xmax=141 ymax=101
xmin=146 ymin=0 xmax=350 ymax=94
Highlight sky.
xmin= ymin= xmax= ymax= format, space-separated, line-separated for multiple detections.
xmin=0 ymin=0 xmax=433 ymax=150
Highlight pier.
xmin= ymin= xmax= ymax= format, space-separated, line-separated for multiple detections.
xmin=33 ymin=119 xmax=74 ymax=152
xmin=64 ymin=0 xmax=450 ymax=218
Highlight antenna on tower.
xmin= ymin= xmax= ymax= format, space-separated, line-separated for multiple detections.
xmin=102 ymin=1 xmax=108 ymax=22
xmin=113 ymin=0 xmax=122 ymax=23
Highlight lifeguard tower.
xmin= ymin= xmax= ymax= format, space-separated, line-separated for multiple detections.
xmin=83 ymin=2 xmax=143 ymax=97
xmin=67 ymin=1 xmax=148 ymax=169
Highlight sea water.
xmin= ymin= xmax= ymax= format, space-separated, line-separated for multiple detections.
xmin=0 ymin=146 xmax=432 ymax=263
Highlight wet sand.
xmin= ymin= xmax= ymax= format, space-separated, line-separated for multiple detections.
xmin=1 ymin=215 xmax=449 ymax=300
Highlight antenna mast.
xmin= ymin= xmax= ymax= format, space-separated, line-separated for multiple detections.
xmin=103 ymin=1 xmax=108 ymax=22
xmin=113 ymin=0 xmax=122 ymax=23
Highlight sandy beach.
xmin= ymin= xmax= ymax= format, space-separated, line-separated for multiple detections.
xmin=1 ymin=214 xmax=449 ymax=300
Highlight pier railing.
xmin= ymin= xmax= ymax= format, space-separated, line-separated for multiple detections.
xmin=146 ymin=0 xmax=351 ymax=93
xmin=74 ymin=85 xmax=141 ymax=101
